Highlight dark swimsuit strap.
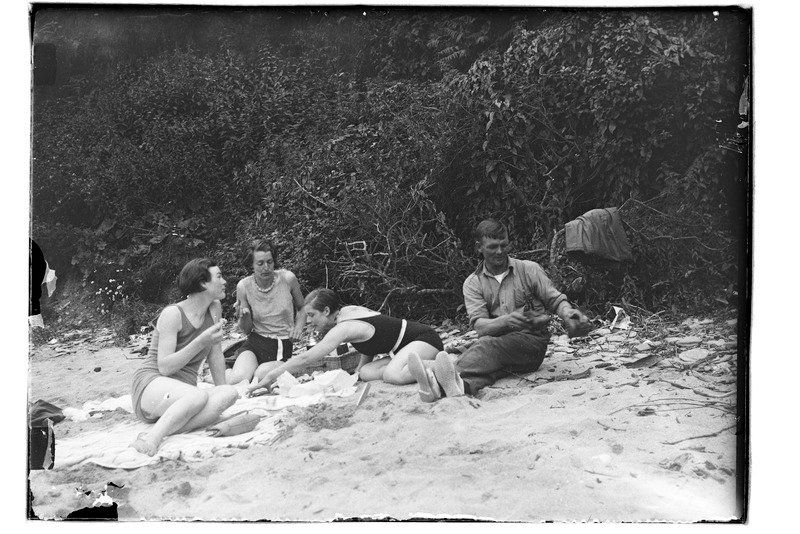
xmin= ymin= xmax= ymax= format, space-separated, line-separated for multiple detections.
xmin=171 ymin=304 xmax=212 ymax=332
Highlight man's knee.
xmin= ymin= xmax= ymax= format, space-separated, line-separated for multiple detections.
xmin=456 ymin=332 xmax=546 ymax=373
xmin=456 ymin=336 xmax=504 ymax=366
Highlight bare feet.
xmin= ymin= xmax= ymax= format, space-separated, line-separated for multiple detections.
xmin=130 ymin=432 xmax=161 ymax=456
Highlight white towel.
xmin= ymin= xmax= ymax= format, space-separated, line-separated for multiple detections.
xmin=54 ymin=375 xmax=357 ymax=470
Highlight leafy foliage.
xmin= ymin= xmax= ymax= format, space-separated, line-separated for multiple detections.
xmin=31 ymin=7 xmax=750 ymax=328
xmin=435 ymin=10 xmax=747 ymax=239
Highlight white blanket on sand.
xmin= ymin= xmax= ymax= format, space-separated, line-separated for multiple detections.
xmin=54 ymin=371 xmax=358 ymax=470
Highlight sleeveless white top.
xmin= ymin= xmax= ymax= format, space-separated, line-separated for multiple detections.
xmin=239 ymin=270 xmax=295 ymax=338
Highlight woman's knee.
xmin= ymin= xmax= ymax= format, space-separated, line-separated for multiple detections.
xmin=381 ymin=367 xmax=409 ymax=385
xmin=359 ymin=360 xmax=388 ymax=382
xmin=358 ymin=367 xmax=380 ymax=382
xmin=185 ymin=388 xmax=210 ymax=411
xmin=232 ymin=352 xmax=256 ymax=372
xmin=216 ymin=385 xmax=240 ymax=408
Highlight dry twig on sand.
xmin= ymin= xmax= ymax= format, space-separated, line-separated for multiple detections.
xmin=690 ymin=370 xmax=736 ymax=385
xmin=692 ymin=388 xmax=736 ymax=399
xmin=609 ymin=397 xmax=734 ymax=416
xmin=658 ymin=379 xmax=692 ymax=390
xmin=657 ymin=378 xmax=736 ymax=399
xmin=660 ymin=423 xmax=738 ymax=445
xmin=597 ymin=420 xmax=626 ymax=431
xmin=507 ymin=368 xmax=591 ymax=387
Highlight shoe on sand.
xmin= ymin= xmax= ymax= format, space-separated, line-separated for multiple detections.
xmin=433 ymin=351 xmax=465 ymax=397
xmin=408 ymin=352 xmax=441 ymax=402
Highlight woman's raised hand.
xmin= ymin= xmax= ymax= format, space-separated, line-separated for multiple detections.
xmin=197 ymin=320 xmax=225 ymax=347
xmin=234 ymin=300 xmax=251 ymax=320
xmin=290 ymin=323 xmax=305 ymax=342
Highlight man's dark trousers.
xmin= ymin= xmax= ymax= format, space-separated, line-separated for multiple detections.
xmin=455 ymin=331 xmax=549 ymax=393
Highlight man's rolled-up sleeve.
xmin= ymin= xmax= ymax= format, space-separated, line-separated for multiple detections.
xmin=462 ymin=274 xmax=489 ymax=329
xmin=529 ymin=263 xmax=569 ymax=312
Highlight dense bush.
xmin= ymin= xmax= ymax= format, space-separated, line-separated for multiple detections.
xmin=427 ymin=10 xmax=748 ymax=312
xmin=30 ymin=7 xmax=750 ymax=328
xmin=433 ymin=10 xmax=747 ymax=237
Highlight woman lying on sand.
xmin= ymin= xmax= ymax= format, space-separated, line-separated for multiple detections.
xmin=246 ymin=288 xmax=443 ymax=394
xmin=226 ymin=239 xmax=306 ymax=385
xmin=130 ymin=258 xmax=239 ymax=456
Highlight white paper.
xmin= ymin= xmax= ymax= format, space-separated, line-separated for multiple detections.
xmin=44 ymin=267 xmax=58 ymax=297
xmin=609 ymin=306 xmax=631 ymax=330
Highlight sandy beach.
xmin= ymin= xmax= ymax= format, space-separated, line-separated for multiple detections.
xmin=27 ymin=315 xmax=741 ymax=522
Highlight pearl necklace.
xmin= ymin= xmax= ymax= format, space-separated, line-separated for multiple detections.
xmin=254 ymin=275 xmax=277 ymax=293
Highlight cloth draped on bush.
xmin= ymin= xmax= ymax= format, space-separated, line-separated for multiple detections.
xmin=564 ymin=207 xmax=633 ymax=262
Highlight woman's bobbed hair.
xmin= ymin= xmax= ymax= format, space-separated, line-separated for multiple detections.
xmin=178 ymin=258 xmax=217 ymax=296
xmin=304 ymin=288 xmax=341 ymax=313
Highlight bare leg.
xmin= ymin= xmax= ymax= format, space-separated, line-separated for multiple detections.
xmin=227 ymin=351 xmax=258 ymax=384
xmin=359 ymin=357 xmax=390 ymax=381
xmin=176 ymin=385 xmax=239 ymax=433
xmin=382 ymin=341 xmax=440 ymax=385
xmin=132 ymin=377 xmax=210 ymax=455
xmin=254 ymin=360 xmax=283 ymax=381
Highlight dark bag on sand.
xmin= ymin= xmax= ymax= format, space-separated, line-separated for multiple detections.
xmin=206 ymin=412 xmax=262 ymax=437
xmin=29 ymin=400 xmax=64 ymax=470
xmin=29 ymin=420 xmax=55 ymax=470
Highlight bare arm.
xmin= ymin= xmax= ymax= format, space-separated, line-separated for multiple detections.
xmin=206 ymin=301 xmax=228 ymax=386
xmin=236 ymin=281 xmax=253 ymax=335
xmin=531 ymin=260 xmax=588 ymax=336
xmin=287 ymin=272 xmax=307 ymax=342
xmin=156 ymin=306 xmax=223 ymax=376
xmin=247 ymin=321 xmax=365 ymax=394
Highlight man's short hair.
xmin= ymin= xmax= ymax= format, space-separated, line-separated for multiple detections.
xmin=178 ymin=258 xmax=217 ymax=296
xmin=475 ymin=219 xmax=509 ymax=241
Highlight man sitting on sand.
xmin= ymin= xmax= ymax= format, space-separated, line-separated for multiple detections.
xmin=408 ymin=218 xmax=590 ymax=401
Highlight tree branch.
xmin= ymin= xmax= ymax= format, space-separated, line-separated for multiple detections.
xmin=291 ymin=176 xmax=342 ymax=213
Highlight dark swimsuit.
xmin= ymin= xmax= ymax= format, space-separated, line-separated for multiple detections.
xmin=130 ymin=305 xmax=214 ymax=423
xmin=346 ymin=314 xmax=443 ymax=356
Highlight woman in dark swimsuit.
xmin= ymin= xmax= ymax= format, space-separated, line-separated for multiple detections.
xmin=130 ymin=258 xmax=239 ymax=456
xmin=246 ymin=288 xmax=443 ymax=394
